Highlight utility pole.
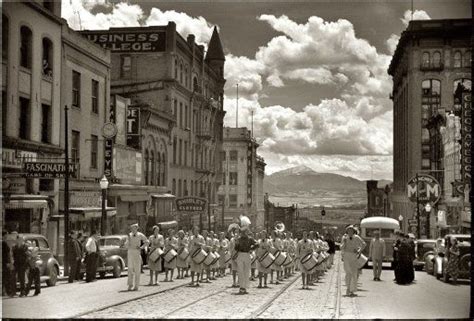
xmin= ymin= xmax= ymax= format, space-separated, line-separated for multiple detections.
xmin=64 ymin=105 xmax=70 ymax=276
xmin=236 ymin=83 xmax=239 ymax=128
xmin=416 ymin=173 xmax=421 ymax=238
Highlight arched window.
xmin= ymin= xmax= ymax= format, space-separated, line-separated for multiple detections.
xmin=42 ymin=37 xmax=53 ymax=77
xmin=150 ymin=151 xmax=155 ymax=186
xmin=174 ymin=59 xmax=178 ymax=79
xmin=20 ymin=26 xmax=32 ymax=69
xmin=144 ymin=150 xmax=149 ymax=185
xmin=453 ymin=51 xmax=462 ymax=68
xmin=172 ymin=179 xmax=176 ymax=196
xmin=156 ymin=153 xmax=161 ymax=186
xmin=193 ymin=77 xmax=198 ymax=92
xmin=183 ymin=179 xmax=187 ymax=196
xmin=161 ymin=152 xmax=166 ymax=186
xmin=2 ymin=15 xmax=9 ymax=60
xmin=432 ymin=51 xmax=441 ymax=67
xmin=185 ymin=66 xmax=188 ymax=88
xmin=178 ymin=179 xmax=182 ymax=197
xmin=180 ymin=63 xmax=183 ymax=84
xmin=190 ymin=180 xmax=194 ymax=196
xmin=421 ymin=52 xmax=430 ymax=68
xmin=463 ymin=50 xmax=471 ymax=67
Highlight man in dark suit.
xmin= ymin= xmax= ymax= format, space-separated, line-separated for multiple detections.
xmin=68 ymin=231 xmax=82 ymax=283
xmin=12 ymin=236 xmax=29 ymax=297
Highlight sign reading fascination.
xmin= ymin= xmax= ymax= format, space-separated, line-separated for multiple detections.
xmin=82 ymin=31 xmax=166 ymax=53
xmin=407 ymin=174 xmax=441 ymax=204
xmin=175 ymin=197 xmax=207 ymax=212
xmin=23 ymin=162 xmax=78 ymax=178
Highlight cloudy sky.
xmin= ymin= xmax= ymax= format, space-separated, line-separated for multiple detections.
xmin=61 ymin=0 xmax=470 ymax=180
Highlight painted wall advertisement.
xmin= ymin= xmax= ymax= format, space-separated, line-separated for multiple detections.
xmin=82 ymin=31 xmax=166 ymax=53
xmin=113 ymin=147 xmax=142 ymax=185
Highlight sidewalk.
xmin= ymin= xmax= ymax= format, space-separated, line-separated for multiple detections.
xmin=2 ymin=270 xmax=189 ymax=319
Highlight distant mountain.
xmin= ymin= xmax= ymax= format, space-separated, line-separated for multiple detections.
xmin=264 ymin=166 xmax=392 ymax=197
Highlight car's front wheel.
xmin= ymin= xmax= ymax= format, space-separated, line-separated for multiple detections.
xmin=99 ymin=272 xmax=106 ymax=279
xmin=46 ymin=266 xmax=58 ymax=286
xmin=112 ymin=261 xmax=122 ymax=278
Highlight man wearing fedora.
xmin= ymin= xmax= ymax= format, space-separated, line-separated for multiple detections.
xmin=341 ymin=225 xmax=366 ymax=296
xmin=124 ymin=223 xmax=149 ymax=291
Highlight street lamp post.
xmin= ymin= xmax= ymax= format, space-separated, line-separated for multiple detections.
xmin=425 ymin=203 xmax=432 ymax=239
xmin=100 ymin=175 xmax=109 ymax=236
xmin=398 ymin=214 xmax=404 ymax=233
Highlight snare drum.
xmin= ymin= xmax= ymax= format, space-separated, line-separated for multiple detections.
xmin=212 ymin=252 xmax=221 ymax=265
xmin=203 ymin=252 xmax=217 ymax=266
xmin=283 ymin=254 xmax=293 ymax=266
xmin=224 ymin=251 xmax=231 ymax=264
xmin=356 ymin=253 xmax=368 ymax=269
xmin=274 ymin=251 xmax=288 ymax=266
xmin=301 ymin=253 xmax=318 ymax=272
xmin=191 ymin=248 xmax=207 ymax=264
xmin=178 ymin=247 xmax=189 ymax=260
xmin=148 ymin=247 xmax=164 ymax=263
xmin=250 ymin=252 xmax=258 ymax=265
xmin=258 ymin=251 xmax=275 ymax=269
xmin=163 ymin=249 xmax=178 ymax=263
xmin=314 ymin=252 xmax=324 ymax=265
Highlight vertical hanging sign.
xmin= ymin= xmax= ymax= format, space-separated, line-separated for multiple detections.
xmin=103 ymin=100 xmax=116 ymax=178
xmin=247 ymin=141 xmax=253 ymax=206
xmin=126 ymin=107 xmax=141 ymax=150
xmin=461 ymin=92 xmax=471 ymax=187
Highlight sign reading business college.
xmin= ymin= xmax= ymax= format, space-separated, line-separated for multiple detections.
xmin=82 ymin=30 xmax=166 ymax=53
xmin=175 ymin=197 xmax=207 ymax=212
xmin=407 ymin=174 xmax=441 ymax=204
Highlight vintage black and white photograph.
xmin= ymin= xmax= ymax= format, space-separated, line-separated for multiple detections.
xmin=1 ymin=0 xmax=472 ymax=319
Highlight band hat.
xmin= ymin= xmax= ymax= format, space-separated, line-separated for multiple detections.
xmin=152 ymin=225 xmax=159 ymax=231
xmin=345 ymin=225 xmax=356 ymax=232
xmin=131 ymin=223 xmax=139 ymax=228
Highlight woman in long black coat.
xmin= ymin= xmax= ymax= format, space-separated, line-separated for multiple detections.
xmin=395 ymin=234 xmax=415 ymax=284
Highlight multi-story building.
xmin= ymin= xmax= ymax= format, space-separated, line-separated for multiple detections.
xmin=366 ymin=180 xmax=393 ymax=218
xmin=2 ymin=1 xmax=64 ymax=237
xmin=388 ymin=19 xmax=471 ymax=237
xmin=217 ymin=127 xmax=265 ymax=230
xmin=80 ymin=23 xmax=226 ymax=233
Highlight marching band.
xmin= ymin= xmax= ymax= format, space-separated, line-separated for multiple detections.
xmin=128 ymin=218 xmax=335 ymax=294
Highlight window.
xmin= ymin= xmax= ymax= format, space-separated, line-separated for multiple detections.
xmin=72 ymin=71 xmax=81 ymax=107
xmin=43 ymin=1 xmax=54 ymax=11
xmin=156 ymin=153 xmax=161 ymax=186
xmin=185 ymin=67 xmax=188 ymax=87
xmin=19 ymin=97 xmax=30 ymax=139
xmin=229 ymin=172 xmax=238 ymax=185
xmin=161 ymin=152 xmax=166 ymax=184
xmin=90 ymin=135 xmax=98 ymax=169
xmin=179 ymin=102 xmax=183 ymax=128
xmin=463 ymin=50 xmax=471 ymax=67
xmin=2 ymin=91 xmax=6 ymax=134
xmin=230 ymin=150 xmax=238 ymax=161
xmin=172 ymin=136 xmax=177 ymax=164
xmin=173 ymin=99 xmax=177 ymax=116
xmin=174 ymin=59 xmax=178 ymax=79
xmin=2 ymin=15 xmax=8 ymax=60
xmin=41 ymin=104 xmax=51 ymax=143
xmin=421 ymin=52 xmax=430 ymax=68
xmin=185 ymin=105 xmax=188 ymax=128
xmin=42 ymin=38 xmax=53 ymax=77
xmin=179 ymin=63 xmax=183 ymax=84
xmin=432 ymin=51 xmax=441 ymax=67
xmin=178 ymin=179 xmax=182 ymax=197
xmin=421 ymin=79 xmax=441 ymax=119
xmin=222 ymin=172 xmax=226 ymax=185
xmin=150 ymin=151 xmax=154 ymax=186
xmin=183 ymin=179 xmax=187 ymax=196
xmin=422 ymin=158 xmax=430 ymax=169
xmin=229 ymin=194 xmax=237 ymax=208
xmin=172 ymin=179 xmax=176 ymax=195
xmin=71 ymin=130 xmax=80 ymax=163
xmin=453 ymin=79 xmax=472 ymax=111
xmin=184 ymin=141 xmax=188 ymax=166
xmin=20 ymin=26 xmax=32 ymax=69
xmin=454 ymin=51 xmax=462 ymax=68
xmin=193 ymin=77 xmax=198 ymax=92
xmin=190 ymin=180 xmax=194 ymax=196
xmin=178 ymin=139 xmax=182 ymax=165
xmin=91 ymin=80 xmax=99 ymax=114
xmin=121 ymin=55 xmax=131 ymax=78
xmin=144 ymin=150 xmax=149 ymax=185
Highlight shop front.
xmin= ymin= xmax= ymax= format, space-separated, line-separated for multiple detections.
xmin=2 ymin=194 xmax=51 ymax=235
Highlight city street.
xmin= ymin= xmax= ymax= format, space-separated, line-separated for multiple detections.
xmin=2 ymin=253 xmax=469 ymax=319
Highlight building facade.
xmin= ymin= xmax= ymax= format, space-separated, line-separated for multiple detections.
xmin=217 ymin=127 xmax=265 ymax=230
xmin=80 ymin=23 xmax=226 ymax=233
xmin=366 ymin=180 xmax=393 ymax=218
xmin=2 ymin=1 xmax=64 ymax=239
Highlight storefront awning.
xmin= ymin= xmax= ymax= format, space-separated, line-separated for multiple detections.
xmin=59 ymin=207 xmax=117 ymax=220
xmin=119 ymin=195 xmax=150 ymax=202
xmin=151 ymin=193 xmax=176 ymax=199
xmin=3 ymin=199 xmax=48 ymax=209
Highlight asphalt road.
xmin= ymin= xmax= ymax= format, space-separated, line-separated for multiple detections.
xmin=2 ymin=253 xmax=470 ymax=319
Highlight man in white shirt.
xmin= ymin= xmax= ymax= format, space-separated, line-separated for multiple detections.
xmin=369 ymin=230 xmax=386 ymax=281
xmin=124 ymin=223 xmax=149 ymax=291
xmin=341 ymin=225 xmax=366 ymax=296
xmin=85 ymin=231 xmax=99 ymax=282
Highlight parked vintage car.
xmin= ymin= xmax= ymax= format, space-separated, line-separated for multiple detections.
xmin=21 ymin=234 xmax=60 ymax=286
xmin=413 ymin=239 xmax=436 ymax=271
xmin=80 ymin=235 xmax=128 ymax=279
xmin=425 ymin=234 xmax=471 ymax=281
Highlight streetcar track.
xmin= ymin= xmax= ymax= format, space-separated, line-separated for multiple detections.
xmin=333 ymin=256 xmax=342 ymax=319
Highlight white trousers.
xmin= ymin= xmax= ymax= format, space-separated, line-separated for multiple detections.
xmin=128 ymin=250 xmax=142 ymax=289
xmin=343 ymin=252 xmax=358 ymax=293
xmin=237 ymin=252 xmax=250 ymax=290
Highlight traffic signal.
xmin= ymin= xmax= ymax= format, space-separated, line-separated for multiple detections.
xmin=321 ymin=207 xmax=326 ymax=216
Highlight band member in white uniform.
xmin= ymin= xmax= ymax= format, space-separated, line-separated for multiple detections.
xmin=189 ymin=226 xmax=205 ymax=287
xmin=341 ymin=225 xmax=366 ymax=296
xmin=210 ymin=232 xmax=220 ymax=279
xmin=297 ymin=230 xmax=313 ymax=289
xmin=272 ymin=231 xmax=284 ymax=284
xmin=164 ymin=229 xmax=178 ymax=282
xmin=201 ymin=230 xmax=212 ymax=283
xmin=307 ymin=231 xmax=316 ymax=285
xmin=229 ymin=229 xmax=240 ymax=287
xmin=125 ymin=223 xmax=149 ymax=291
xmin=256 ymin=231 xmax=272 ymax=288
xmin=218 ymin=232 xmax=229 ymax=277
xmin=283 ymin=232 xmax=291 ymax=279
xmin=148 ymin=225 xmax=164 ymax=285
xmin=176 ymin=230 xmax=188 ymax=279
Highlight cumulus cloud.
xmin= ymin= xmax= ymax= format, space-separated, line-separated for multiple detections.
xmin=401 ymin=9 xmax=431 ymax=26
xmin=386 ymin=34 xmax=400 ymax=55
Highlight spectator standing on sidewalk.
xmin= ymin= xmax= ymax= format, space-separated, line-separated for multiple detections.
xmin=369 ymin=231 xmax=385 ymax=281
xmin=67 ymin=231 xmax=82 ymax=283
xmin=12 ymin=236 xmax=29 ymax=297
xmin=234 ymin=226 xmax=258 ymax=295
xmin=25 ymin=240 xmax=41 ymax=296
xmin=125 ymin=223 xmax=149 ymax=291
xmin=341 ymin=225 xmax=366 ymax=297
xmin=326 ymin=233 xmax=336 ymax=267
xmin=2 ymin=231 xmax=15 ymax=297
xmin=85 ymin=230 xmax=100 ymax=282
